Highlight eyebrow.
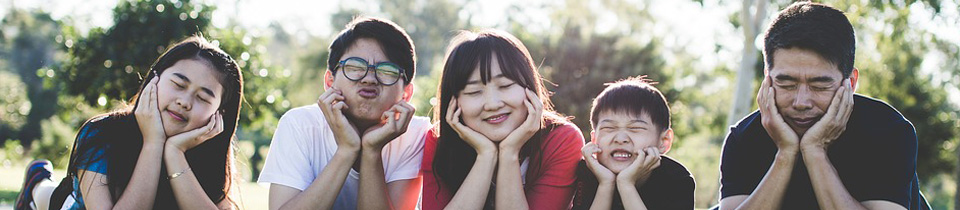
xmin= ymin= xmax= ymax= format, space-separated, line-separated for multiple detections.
xmin=172 ymin=73 xmax=217 ymax=98
xmin=466 ymin=74 xmax=507 ymax=85
xmin=808 ymin=76 xmax=835 ymax=83
xmin=773 ymin=74 xmax=797 ymax=82
xmin=599 ymin=119 xmax=649 ymax=125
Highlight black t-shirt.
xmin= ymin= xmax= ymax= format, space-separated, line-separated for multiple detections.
xmin=573 ymin=156 xmax=695 ymax=210
xmin=719 ymin=94 xmax=929 ymax=210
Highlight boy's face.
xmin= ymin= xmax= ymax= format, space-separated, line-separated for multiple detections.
xmin=325 ymin=38 xmax=412 ymax=126
xmin=592 ymin=111 xmax=671 ymax=173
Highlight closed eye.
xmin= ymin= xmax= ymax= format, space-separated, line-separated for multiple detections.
xmin=499 ymin=83 xmax=514 ymax=89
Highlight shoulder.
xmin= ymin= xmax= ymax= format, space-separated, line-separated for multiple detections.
xmin=544 ymin=121 xmax=586 ymax=144
xmin=851 ymin=94 xmax=912 ymax=127
xmin=657 ymin=156 xmax=694 ymax=179
xmin=277 ymin=105 xmax=325 ymax=128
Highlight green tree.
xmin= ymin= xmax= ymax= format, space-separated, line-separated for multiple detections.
xmin=0 ymin=9 xmax=63 ymax=152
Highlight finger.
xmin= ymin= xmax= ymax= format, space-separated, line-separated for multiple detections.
xmin=825 ymin=81 xmax=846 ymax=121
xmin=395 ymin=103 xmax=414 ymax=131
xmin=445 ymin=98 xmax=458 ymax=125
xmin=526 ymin=89 xmax=543 ymax=112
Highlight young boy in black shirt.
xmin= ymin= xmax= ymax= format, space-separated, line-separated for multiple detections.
xmin=574 ymin=76 xmax=695 ymax=210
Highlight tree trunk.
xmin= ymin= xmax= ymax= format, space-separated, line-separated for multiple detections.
xmin=727 ymin=0 xmax=767 ymax=127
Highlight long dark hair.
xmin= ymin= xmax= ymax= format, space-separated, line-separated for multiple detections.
xmin=67 ymin=35 xmax=243 ymax=209
xmin=431 ymin=30 xmax=568 ymax=200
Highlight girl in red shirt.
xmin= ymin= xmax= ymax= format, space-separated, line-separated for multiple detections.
xmin=420 ymin=29 xmax=584 ymax=210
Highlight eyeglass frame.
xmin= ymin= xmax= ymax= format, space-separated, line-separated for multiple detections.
xmin=333 ymin=57 xmax=408 ymax=86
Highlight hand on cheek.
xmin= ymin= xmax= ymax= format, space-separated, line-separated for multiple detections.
xmin=499 ymin=89 xmax=543 ymax=154
xmin=318 ymin=88 xmax=362 ymax=153
xmin=361 ymin=102 xmax=415 ymax=150
xmin=446 ymin=97 xmax=498 ymax=154
xmin=800 ymin=78 xmax=854 ymax=152
xmin=582 ymin=142 xmax=615 ymax=183
xmin=166 ymin=111 xmax=224 ymax=153
xmin=617 ymin=147 xmax=661 ymax=186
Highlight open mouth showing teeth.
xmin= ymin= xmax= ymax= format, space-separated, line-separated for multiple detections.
xmin=485 ymin=114 xmax=508 ymax=123
xmin=612 ymin=152 xmax=633 ymax=158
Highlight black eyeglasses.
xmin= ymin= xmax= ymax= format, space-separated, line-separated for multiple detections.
xmin=335 ymin=57 xmax=407 ymax=86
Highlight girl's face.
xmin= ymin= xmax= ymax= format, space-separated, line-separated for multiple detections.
xmin=457 ymin=55 xmax=530 ymax=142
xmin=155 ymin=59 xmax=224 ymax=137
xmin=592 ymin=111 xmax=667 ymax=173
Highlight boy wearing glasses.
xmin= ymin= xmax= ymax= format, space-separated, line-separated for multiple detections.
xmin=259 ymin=17 xmax=429 ymax=210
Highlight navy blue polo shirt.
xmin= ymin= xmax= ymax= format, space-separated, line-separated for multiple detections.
xmin=719 ymin=94 xmax=929 ymax=209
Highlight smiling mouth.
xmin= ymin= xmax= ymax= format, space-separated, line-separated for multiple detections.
xmin=789 ymin=116 xmax=820 ymax=128
xmin=167 ymin=110 xmax=187 ymax=122
xmin=484 ymin=113 xmax=509 ymax=124
xmin=611 ymin=150 xmax=633 ymax=161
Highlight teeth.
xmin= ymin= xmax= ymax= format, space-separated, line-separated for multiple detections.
xmin=486 ymin=114 xmax=505 ymax=121
xmin=612 ymin=152 xmax=632 ymax=158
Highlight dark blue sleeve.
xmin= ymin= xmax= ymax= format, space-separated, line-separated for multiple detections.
xmin=73 ymin=122 xmax=108 ymax=174
xmin=719 ymin=125 xmax=751 ymax=198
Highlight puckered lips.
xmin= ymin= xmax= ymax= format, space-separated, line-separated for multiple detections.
xmin=357 ymin=87 xmax=379 ymax=99
xmin=483 ymin=112 xmax=510 ymax=124
xmin=166 ymin=109 xmax=188 ymax=122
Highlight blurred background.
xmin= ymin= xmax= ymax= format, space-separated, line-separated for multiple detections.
xmin=0 ymin=0 xmax=957 ymax=209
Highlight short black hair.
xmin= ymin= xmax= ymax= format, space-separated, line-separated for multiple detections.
xmin=327 ymin=17 xmax=416 ymax=84
xmin=763 ymin=1 xmax=856 ymax=78
xmin=589 ymin=76 xmax=671 ymax=134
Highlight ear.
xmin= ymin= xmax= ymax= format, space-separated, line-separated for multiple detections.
xmin=659 ymin=128 xmax=674 ymax=154
xmin=590 ymin=130 xmax=597 ymax=143
xmin=849 ymin=68 xmax=859 ymax=92
xmin=324 ymin=70 xmax=334 ymax=90
xmin=402 ymin=83 xmax=414 ymax=102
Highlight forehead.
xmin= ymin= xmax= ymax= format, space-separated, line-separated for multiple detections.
xmin=466 ymin=53 xmax=506 ymax=84
xmin=769 ymin=48 xmax=842 ymax=79
xmin=163 ymin=59 xmax=224 ymax=95
xmin=342 ymin=38 xmax=389 ymax=63
xmin=596 ymin=110 xmax=651 ymax=124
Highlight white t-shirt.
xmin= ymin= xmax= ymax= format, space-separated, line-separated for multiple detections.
xmin=258 ymin=105 xmax=431 ymax=210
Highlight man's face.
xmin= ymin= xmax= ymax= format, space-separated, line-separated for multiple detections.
xmin=592 ymin=111 xmax=666 ymax=174
xmin=769 ymin=48 xmax=845 ymax=135
xmin=327 ymin=38 xmax=409 ymax=126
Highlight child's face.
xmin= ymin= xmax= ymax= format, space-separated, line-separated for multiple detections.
xmin=156 ymin=59 xmax=224 ymax=137
xmin=457 ymin=55 xmax=530 ymax=142
xmin=592 ymin=111 xmax=667 ymax=173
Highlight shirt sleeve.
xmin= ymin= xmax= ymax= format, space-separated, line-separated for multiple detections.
xmin=384 ymin=119 xmax=429 ymax=183
xmin=525 ymin=124 xmax=585 ymax=210
xmin=73 ymin=121 xmax=108 ymax=174
xmin=257 ymin=112 xmax=316 ymax=191
xmin=719 ymin=123 xmax=756 ymax=199
xmin=846 ymin=119 xmax=917 ymax=207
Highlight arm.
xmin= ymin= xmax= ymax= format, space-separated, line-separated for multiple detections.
xmin=616 ymin=147 xmax=660 ymax=210
xmin=443 ymin=97 xmax=501 ymax=210
xmin=79 ymin=142 xmax=166 ymax=210
xmin=582 ymin=142 xmax=615 ymax=210
xmin=721 ymin=75 xmax=801 ymax=210
xmin=270 ymin=89 xmax=363 ymax=210
xmin=358 ymin=103 xmax=418 ymax=210
xmin=495 ymin=149 xmax=530 ymax=210
xmin=164 ymin=147 xmax=221 ymax=210
xmin=720 ymin=150 xmax=797 ymax=210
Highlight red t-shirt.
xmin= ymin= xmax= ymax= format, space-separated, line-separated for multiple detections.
xmin=420 ymin=122 xmax=585 ymax=210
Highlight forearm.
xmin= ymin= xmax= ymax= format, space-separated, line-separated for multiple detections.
xmin=357 ymin=148 xmax=394 ymax=210
xmin=802 ymin=148 xmax=868 ymax=210
xmin=446 ymin=151 xmax=498 ymax=210
xmin=112 ymin=142 xmax=165 ymax=210
xmin=494 ymin=151 xmax=529 ymax=210
xmin=736 ymin=150 xmax=797 ymax=210
xmin=588 ymin=182 xmax=616 ymax=210
xmin=616 ymin=181 xmax=648 ymax=210
xmin=163 ymin=147 xmax=220 ymax=210
xmin=279 ymin=149 xmax=358 ymax=210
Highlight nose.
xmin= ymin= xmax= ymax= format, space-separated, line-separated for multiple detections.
xmin=791 ymin=86 xmax=813 ymax=111
xmin=176 ymin=94 xmax=192 ymax=111
xmin=481 ymin=91 xmax=505 ymax=111
xmin=357 ymin=67 xmax=379 ymax=85
xmin=612 ymin=132 xmax=632 ymax=144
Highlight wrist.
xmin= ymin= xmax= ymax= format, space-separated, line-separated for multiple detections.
xmin=616 ymin=178 xmax=637 ymax=188
xmin=800 ymin=142 xmax=827 ymax=153
xmin=335 ymin=147 xmax=360 ymax=158
xmin=801 ymin=146 xmax=828 ymax=159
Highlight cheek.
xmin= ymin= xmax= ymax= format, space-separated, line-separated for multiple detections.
xmin=813 ymin=91 xmax=836 ymax=110
xmin=457 ymin=97 xmax=484 ymax=122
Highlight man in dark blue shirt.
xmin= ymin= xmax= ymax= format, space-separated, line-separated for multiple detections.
xmin=718 ymin=2 xmax=930 ymax=210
